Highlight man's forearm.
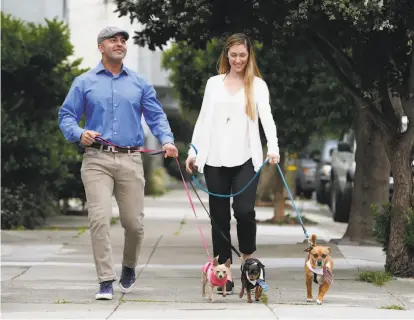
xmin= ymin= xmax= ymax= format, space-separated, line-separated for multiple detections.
xmin=59 ymin=115 xmax=85 ymax=143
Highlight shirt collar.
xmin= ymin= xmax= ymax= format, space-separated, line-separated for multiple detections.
xmin=94 ymin=61 xmax=129 ymax=76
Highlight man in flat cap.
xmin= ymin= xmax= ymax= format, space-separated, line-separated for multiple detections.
xmin=58 ymin=26 xmax=178 ymax=300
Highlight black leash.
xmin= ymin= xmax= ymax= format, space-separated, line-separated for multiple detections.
xmin=188 ymin=180 xmax=242 ymax=259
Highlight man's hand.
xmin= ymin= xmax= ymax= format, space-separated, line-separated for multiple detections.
xmin=81 ymin=130 xmax=101 ymax=146
xmin=185 ymin=157 xmax=197 ymax=174
xmin=162 ymin=143 xmax=178 ymax=158
xmin=268 ymin=152 xmax=280 ymax=164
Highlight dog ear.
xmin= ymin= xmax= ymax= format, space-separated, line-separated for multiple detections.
xmin=259 ymin=262 xmax=265 ymax=268
xmin=304 ymin=247 xmax=312 ymax=253
xmin=224 ymin=258 xmax=231 ymax=268
xmin=326 ymin=247 xmax=331 ymax=254
xmin=213 ymin=256 xmax=219 ymax=266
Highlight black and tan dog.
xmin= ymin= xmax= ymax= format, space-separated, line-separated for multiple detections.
xmin=239 ymin=258 xmax=266 ymax=303
xmin=304 ymin=234 xmax=334 ymax=305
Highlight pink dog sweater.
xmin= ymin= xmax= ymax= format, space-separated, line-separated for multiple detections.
xmin=202 ymin=261 xmax=228 ymax=287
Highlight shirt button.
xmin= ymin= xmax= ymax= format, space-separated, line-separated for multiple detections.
xmin=114 ymin=104 xmax=117 ymax=107
xmin=114 ymin=132 xmax=117 ymax=135
xmin=114 ymin=90 xmax=117 ymax=93
xmin=114 ymin=118 xmax=117 ymax=121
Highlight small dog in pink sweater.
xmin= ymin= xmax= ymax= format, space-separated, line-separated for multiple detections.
xmin=201 ymin=256 xmax=231 ymax=302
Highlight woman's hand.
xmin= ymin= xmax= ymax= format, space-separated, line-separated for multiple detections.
xmin=185 ymin=157 xmax=197 ymax=174
xmin=268 ymin=153 xmax=280 ymax=164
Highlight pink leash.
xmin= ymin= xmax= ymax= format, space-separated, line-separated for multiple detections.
xmin=174 ymin=157 xmax=212 ymax=262
xmin=93 ymin=137 xmax=213 ymax=262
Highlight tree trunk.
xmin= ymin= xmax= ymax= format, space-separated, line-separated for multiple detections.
xmin=385 ymin=112 xmax=414 ymax=276
xmin=272 ymin=152 xmax=286 ymax=221
xmin=341 ymin=108 xmax=390 ymax=243
xmin=256 ymin=148 xmax=277 ymax=202
xmin=386 ymin=141 xmax=414 ymax=276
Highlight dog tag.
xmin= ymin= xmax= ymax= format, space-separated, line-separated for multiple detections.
xmin=257 ymin=279 xmax=268 ymax=292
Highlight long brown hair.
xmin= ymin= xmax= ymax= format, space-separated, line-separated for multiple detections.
xmin=217 ymin=33 xmax=262 ymax=121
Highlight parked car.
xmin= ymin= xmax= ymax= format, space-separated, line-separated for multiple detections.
xmin=329 ymin=131 xmax=355 ymax=222
xmin=295 ymin=150 xmax=318 ymax=199
xmin=330 ymin=129 xmax=395 ymax=223
xmin=313 ymin=139 xmax=338 ymax=206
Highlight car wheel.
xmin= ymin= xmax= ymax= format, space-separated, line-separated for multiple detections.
xmin=303 ymin=190 xmax=313 ymax=199
xmin=316 ymin=182 xmax=326 ymax=204
xmin=332 ymin=182 xmax=351 ymax=223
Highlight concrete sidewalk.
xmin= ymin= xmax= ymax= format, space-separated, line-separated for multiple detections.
xmin=1 ymin=189 xmax=414 ymax=319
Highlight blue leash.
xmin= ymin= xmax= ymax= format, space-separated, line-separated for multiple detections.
xmin=189 ymin=143 xmax=310 ymax=240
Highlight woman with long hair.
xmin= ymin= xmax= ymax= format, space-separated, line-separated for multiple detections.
xmin=185 ymin=33 xmax=280 ymax=294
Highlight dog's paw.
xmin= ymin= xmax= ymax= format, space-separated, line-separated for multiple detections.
xmin=316 ymin=299 xmax=323 ymax=305
xmin=306 ymin=298 xmax=314 ymax=303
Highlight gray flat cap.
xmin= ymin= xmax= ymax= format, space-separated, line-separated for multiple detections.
xmin=97 ymin=26 xmax=129 ymax=44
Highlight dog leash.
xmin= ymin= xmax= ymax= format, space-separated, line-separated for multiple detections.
xmin=190 ymin=143 xmax=267 ymax=198
xmin=189 ymin=144 xmax=311 ymax=245
xmin=175 ymin=157 xmax=213 ymax=262
xmin=187 ymin=179 xmax=243 ymax=259
xmin=93 ymin=137 xmax=214 ymax=262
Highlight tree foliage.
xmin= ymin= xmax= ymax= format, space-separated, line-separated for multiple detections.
xmin=1 ymin=13 xmax=87 ymax=229
xmin=162 ymin=37 xmax=352 ymax=153
xmin=115 ymin=0 xmax=414 ymax=275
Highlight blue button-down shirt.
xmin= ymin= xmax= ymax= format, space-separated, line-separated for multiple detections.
xmin=58 ymin=61 xmax=174 ymax=147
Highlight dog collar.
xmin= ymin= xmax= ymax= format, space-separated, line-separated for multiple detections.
xmin=246 ymin=268 xmax=264 ymax=286
xmin=306 ymin=260 xmax=323 ymax=275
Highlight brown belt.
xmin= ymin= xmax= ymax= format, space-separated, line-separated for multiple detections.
xmin=89 ymin=143 xmax=141 ymax=153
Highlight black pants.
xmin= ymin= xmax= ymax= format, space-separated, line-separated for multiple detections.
xmin=204 ymin=158 xmax=259 ymax=265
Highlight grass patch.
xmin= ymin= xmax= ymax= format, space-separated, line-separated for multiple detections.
xmin=256 ymin=214 xmax=317 ymax=226
xmin=260 ymin=293 xmax=268 ymax=305
xmin=110 ymin=217 xmax=120 ymax=225
xmin=77 ymin=227 xmax=87 ymax=236
xmin=56 ymin=298 xmax=70 ymax=304
xmin=358 ymin=270 xmax=393 ymax=286
xmin=173 ymin=218 xmax=186 ymax=236
xmin=380 ymin=305 xmax=405 ymax=310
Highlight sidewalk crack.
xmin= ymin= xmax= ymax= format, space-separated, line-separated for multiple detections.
xmin=106 ymin=234 xmax=163 ymax=319
xmin=264 ymin=303 xmax=279 ymax=319
xmin=382 ymin=285 xmax=406 ymax=308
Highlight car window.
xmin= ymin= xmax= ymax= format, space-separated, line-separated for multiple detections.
xmin=322 ymin=140 xmax=338 ymax=162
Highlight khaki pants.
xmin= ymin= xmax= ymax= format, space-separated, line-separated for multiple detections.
xmin=81 ymin=147 xmax=145 ymax=283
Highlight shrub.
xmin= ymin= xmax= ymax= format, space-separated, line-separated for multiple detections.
xmin=372 ymin=202 xmax=414 ymax=254
xmin=1 ymin=13 xmax=86 ymax=229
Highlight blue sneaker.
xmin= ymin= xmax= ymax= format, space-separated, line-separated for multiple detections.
xmin=119 ymin=266 xmax=136 ymax=293
xmin=95 ymin=280 xmax=113 ymax=300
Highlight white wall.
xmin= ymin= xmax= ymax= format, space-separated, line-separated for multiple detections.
xmin=67 ymin=0 xmax=171 ymax=87
xmin=2 ymin=0 xmax=67 ymax=24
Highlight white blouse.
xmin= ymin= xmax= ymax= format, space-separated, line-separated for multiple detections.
xmin=206 ymin=83 xmax=251 ymax=168
xmin=188 ymin=74 xmax=279 ymax=173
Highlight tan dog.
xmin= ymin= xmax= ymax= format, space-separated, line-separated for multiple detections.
xmin=201 ymin=256 xmax=230 ymax=302
xmin=304 ymin=234 xmax=334 ymax=305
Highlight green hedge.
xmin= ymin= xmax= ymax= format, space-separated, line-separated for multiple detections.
xmin=1 ymin=13 xmax=87 ymax=229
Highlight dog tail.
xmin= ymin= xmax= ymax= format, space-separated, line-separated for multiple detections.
xmin=311 ymin=234 xmax=317 ymax=247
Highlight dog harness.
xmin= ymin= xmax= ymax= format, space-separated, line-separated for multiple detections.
xmin=202 ymin=261 xmax=228 ymax=287
xmin=306 ymin=260 xmax=333 ymax=284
